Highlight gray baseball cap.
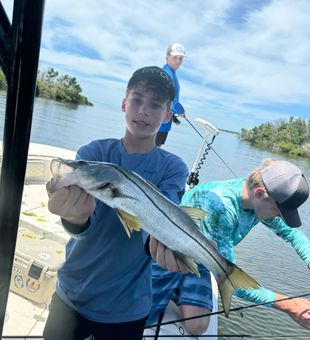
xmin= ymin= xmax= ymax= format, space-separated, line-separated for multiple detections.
xmin=261 ymin=160 xmax=309 ymax=227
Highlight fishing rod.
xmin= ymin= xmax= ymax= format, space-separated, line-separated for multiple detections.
xmin=183 ymin=116 xmax=238 ymax=179
xmin=184 ymin=116 xmax=204 ymax=139
xmin=143 ymin=334 xmax=310 ymax=338
xmin=145 ymin=292 xmax=310 ymax=329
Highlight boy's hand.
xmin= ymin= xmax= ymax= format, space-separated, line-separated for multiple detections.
xmin=172 ymin=115 xmax=181 ymax=125
xmin=149 ymin=236 xmax=190 ymax=273
xmin=274 ymin=294 xmax=310 ymax=330
xmin=47 ymin=182 xmax=96 ymax=226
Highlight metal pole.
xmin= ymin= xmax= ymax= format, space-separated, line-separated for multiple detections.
xmin=186 ymin=118 xmax=219 ymax=190
xmin=0 ymin=0 xmax=45 ymax=335
xmin=189 ymin=118 xmax=219 ymax=173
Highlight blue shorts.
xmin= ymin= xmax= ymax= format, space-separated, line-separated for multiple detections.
xmin=147 ymin=262 xmax=213 ymax=325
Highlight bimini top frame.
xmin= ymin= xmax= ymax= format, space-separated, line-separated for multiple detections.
xmin=0 ymin=0 xmax=45 ymax=336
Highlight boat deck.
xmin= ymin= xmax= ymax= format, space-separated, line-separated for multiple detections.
xmin=4 ymin=183 xmax=62 ymax=337
xmin=2 ymin=143 xmax=74 ymax=338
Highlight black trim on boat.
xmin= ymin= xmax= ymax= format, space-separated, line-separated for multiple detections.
xmin=0 ymin=0 xmax=45 ymax=335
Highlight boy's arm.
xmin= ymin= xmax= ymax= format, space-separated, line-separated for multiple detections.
xmin=234 ymin=218 xmax=310 ymax=329
xmin=262 ymin=218 xmax=310 ymax=267
xmin=171 ymin=102 xmax=185 ymax=116
xmin=182 ymin=188 xmax=239 ymax=261
xmin=158 ymin=158 xmax=188 ymax=204
xmin=273 ymin=294 xmax=310 ymax=330
xmin=162 ymin=65 xmax=185 ymax=117
xmin=235 ymin=289 xmax=310 ymax=330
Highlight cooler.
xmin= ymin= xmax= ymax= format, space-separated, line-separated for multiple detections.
xmin=10 ymin=224 xmax=66 ymax=305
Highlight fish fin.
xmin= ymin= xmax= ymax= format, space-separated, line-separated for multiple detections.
xmin=217 ymin=264 xmax=260 ymax=317
xmin=173 ymin=251 xmax=200 ymax=277
xmin=179 ymin=206 xmax=208 ymax=227
xmin=115 ymin=209 xmax=141 ymax=238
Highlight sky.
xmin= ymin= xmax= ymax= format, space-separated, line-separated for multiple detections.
xmin=2 ymin=0 xmax=310 ymax=131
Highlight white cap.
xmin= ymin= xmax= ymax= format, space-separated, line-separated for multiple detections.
xmin=167 ymin=43 xmax=186 ymax=57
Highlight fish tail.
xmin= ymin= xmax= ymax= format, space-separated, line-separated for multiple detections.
xmin=218 ymin=265 xmax=260 ymax=317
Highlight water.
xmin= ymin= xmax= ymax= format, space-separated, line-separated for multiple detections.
xmin=1 ymin=91 xmax=310 ymax=338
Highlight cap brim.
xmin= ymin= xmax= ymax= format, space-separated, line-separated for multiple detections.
xmin=277 ymin=204 xmax=301 ymax=228
xmin=170 ymin=53 xmax=186 ymax=57
xmin=127 ymin=69 xmax=175 ymax=101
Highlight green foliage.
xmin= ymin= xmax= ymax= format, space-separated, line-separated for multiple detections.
xmin=0 ymin=68 xmax=7 ymax=89
xmin=240 ymin=117 xmax=310 ymax=158
xmin=36 ymin=67 xmax=93 ymax=106
xmin=0 ymin=67 xmax=93 ymax=106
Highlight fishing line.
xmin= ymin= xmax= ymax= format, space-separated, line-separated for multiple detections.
xmin=184 ymin=116 xmax=238 ymax=177
xmin=143 ymin=334 xmax=309 ymax=338
xmin=144 ymin=335 xmax=249 ymax=338
xmin=145 ymin=292 xmax=310 ymax=329
xmin=184 ymin=116 xmax=204 ymax=139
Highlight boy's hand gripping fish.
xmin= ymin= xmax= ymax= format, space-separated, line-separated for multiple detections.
xmin=49 ymin=158 xmax=260 ymax=317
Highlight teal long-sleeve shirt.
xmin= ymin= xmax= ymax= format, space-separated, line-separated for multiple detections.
xmin=181 ymin=178 xmax=310 ymax=306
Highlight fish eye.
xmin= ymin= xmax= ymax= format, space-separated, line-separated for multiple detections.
xmin=96 ymin=183 xmax=111 ymax=190
xmin=96 ymin=183 xmax=119 ymax=197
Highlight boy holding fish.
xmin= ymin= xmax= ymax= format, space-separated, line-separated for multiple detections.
xmin=149 ymin=159 xmax=310 ymax=334
xmin=43 ymin=66 xmax=189 ymax=339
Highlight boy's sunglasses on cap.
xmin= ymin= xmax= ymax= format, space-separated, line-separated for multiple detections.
xmin=128 ymin=66 xmax=175 ymax=101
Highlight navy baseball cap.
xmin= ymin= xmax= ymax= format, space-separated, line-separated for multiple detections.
xmin=127 ymin=66 xmax=175 ymax=101
xmin=261 ymin=160 xmax=309 ymax=227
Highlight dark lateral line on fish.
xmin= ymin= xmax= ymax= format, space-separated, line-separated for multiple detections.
xmin=115 ymin=165 xmax=233 ymax=282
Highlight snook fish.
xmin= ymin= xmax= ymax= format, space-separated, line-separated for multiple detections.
xmin=49 ymin=158 xmax=260 ymax=317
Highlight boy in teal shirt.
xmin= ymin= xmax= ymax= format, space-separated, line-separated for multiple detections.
xmin=150 ymin=159 xmax=310 ymax=334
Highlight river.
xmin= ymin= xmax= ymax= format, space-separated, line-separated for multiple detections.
xmin=1 ymin=91 xmax=309 ymax=339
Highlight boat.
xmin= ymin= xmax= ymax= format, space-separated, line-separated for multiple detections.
xmin=0 ymin=1 xmax=221 ymax=338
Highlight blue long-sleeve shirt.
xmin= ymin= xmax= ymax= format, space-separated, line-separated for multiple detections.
xmin=56 ymin=139 xmax=188 ymax=322
xmin=158 ymin=64 xmax=185 ymax=133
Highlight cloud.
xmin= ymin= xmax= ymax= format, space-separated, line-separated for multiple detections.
xmin=2 ymin=0 xmax=309 ymax=130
